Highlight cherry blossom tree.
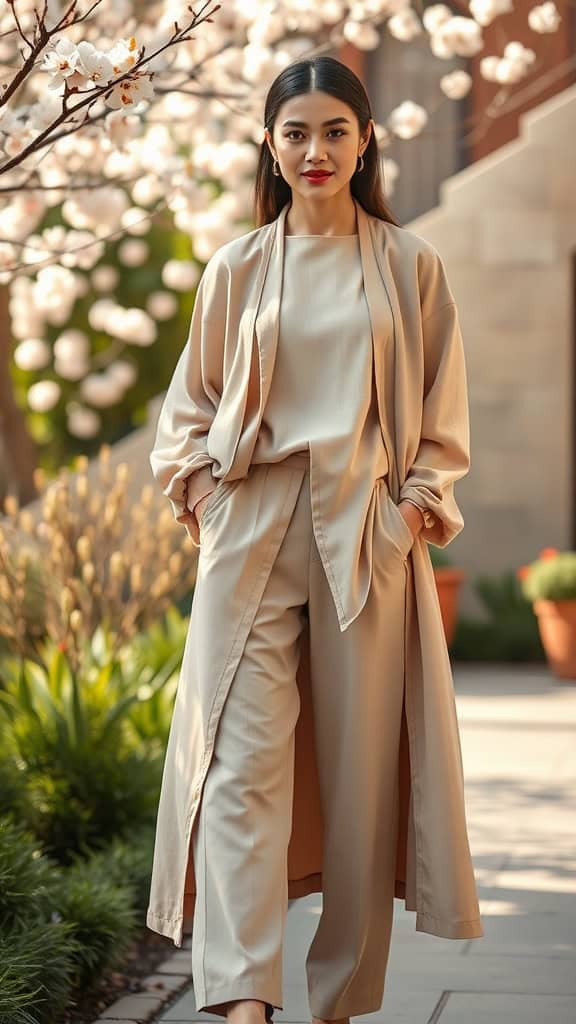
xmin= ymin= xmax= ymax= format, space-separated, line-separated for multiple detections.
xmin=0 ymin=0 xmax=565 ymax=500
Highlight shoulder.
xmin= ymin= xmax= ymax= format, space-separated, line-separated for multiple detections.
xmin=372 ymin=217 xmax=455 ymax=314
xmin=377 ymin=218 xmax=445 ymax=271
xmin=202 ymin=220 xmax=274 ymax=277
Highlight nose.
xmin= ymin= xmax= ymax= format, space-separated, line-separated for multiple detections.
xmin=306 ymin=137 xmax=327 ymax=161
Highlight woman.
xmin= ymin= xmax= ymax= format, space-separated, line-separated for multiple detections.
xmin=147 ymin=55 xmax=483 ymax=1024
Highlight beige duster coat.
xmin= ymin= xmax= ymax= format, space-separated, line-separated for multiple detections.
xmin=147 ymin=195 xmax=484 ymax=946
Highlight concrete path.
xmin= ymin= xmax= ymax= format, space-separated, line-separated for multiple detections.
xmin=155 ymin=664 xmax=576 ymax=1023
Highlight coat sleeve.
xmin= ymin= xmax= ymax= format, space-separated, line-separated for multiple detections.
xmin=149 ymin=252 xmax=228 ymax=547
xmin=398 ymin=252 xmax=470 ymax=548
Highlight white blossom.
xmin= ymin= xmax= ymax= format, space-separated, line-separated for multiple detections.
xmin=120 ymin=207 xmax=152 ymax=236
xmin=342 ymin=20 xmax=381 ymax=50
xmin=118 ymin=238 xmax=149 ymax=266
xmin=0 ymin=0 xmax=557 ymax=437
xmin=14 ymin=338 xmax=52 ymax=372
xmin=63 ymin=188 xmax=129 ymax=234
xmin=28 ymin=379 xmax=61 ymax=412
xmin=387 ymin=100 xmax=428 ymax=140
xmin=422 ymin=4 xmax=452 ymax=34
xmin=91 ymin=265 xmax=120 ymax=292
xmin=131 ymin=175 xmax=165 ymax=207
xmin=161 ymin=259 xmax=200 ymax=292
xmin=388 ymin=9 xmax=422 ymax=42
xmin=469 ymin=0 xmax=513 ymax=27
xmin=67 ymin=404 xmax=101 ymax=438
xmin=108 ymin=306 xmax=157 ymax=346
xmin=75 ymin=42 xmax=115 ymax=86
xmin=146 ymin=291 xmax=178 ymax=321
xmin=54 ymin=329 xmax=90 ymax=362
xmin=80 ymin=372 xmax=124 ymax=407
xmin=42 ymin=38 xmax=82 ymax=91
xmin=88 ymin=298 xmax=119 ymax=332
xmin=429 ymin=16 xmax=484 ymax=58
xmin=33 ymin=265 xmax=80 ymax=322
xmin=528 ymin=2 xmax=561 ymax=33
xmin=105 ymin=109 xmax=141 ymax=147
xmin=55 ymin=356 xmax=89 ymax=381
xmin=440 ymin=70 xmax=473 ymax=100
xmin=319 ymin=1 xmax=348 ymax=25
xmin=107 ymin=360 xmax=138 ymax=389
xmin=105 ymin=73 xmax=155 ymax=111
xmin=60 ymin=230 xmax=105 ymax=270
xmin=480 ymin=41 xmax=536 ymax=84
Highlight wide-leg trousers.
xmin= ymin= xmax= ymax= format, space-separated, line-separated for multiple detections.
xmin=191 ymin=456 xmax=409 ymax=1019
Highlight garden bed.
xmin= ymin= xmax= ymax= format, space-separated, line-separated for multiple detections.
xmin=63 ymin=929 xmax=174 ymax=1024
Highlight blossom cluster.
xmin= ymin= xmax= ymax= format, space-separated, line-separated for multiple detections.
xmin=0 ymin=0 xmax=562 ymax=440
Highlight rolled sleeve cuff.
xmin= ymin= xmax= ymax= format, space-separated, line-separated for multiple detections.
xmin=170 ymin=465 xmax=218 ymax=549
xmin=398 ymin=484 xmax=464 ymax=548
xmin=184 ymin=464 xmax=218 ymax=515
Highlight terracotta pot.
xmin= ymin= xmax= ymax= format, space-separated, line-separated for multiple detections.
xmin=533 ymin=598 xmax=576 ymax=680
xmin=433 ymin=567 xmax=465 ymax=648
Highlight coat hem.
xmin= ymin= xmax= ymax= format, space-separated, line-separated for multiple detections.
xmin=414 ymin=909 xmax=484 ymax=939
xmin=146 ymin=898 xmax=484 ymax=947
xmin=146 ymin=907 xmax=185 ymax=946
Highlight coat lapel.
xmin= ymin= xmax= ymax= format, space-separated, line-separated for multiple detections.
xmin=253 ymin=203 xmax=289 ymax=434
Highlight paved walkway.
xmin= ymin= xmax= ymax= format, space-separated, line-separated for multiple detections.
xmin=155 ymin=664 xmax=576 ymax=1023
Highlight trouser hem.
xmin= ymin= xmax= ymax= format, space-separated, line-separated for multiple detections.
xmin=194 ymin=983 xmax=283 ymax=1018
xmin=308 ymin=987 xmax=383 ymax=1019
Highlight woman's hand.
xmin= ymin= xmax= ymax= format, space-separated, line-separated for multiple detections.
xmin=193 ymin=492 xmax=212 ymax=526
xmin=397 ymin=500 xmax=424 ymax=539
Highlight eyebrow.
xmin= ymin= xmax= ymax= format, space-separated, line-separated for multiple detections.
xmin=280 ymin=117 xmax=352 ymax=127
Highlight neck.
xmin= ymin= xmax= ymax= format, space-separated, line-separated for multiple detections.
xmin=285 ymin=194 xmax=358 ymax=237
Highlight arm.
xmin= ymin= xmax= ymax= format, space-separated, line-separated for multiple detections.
xmin=149 ymin=253 xmax=227 ymax=547
xmin=398 ymin=262 xmax=470 ymax=548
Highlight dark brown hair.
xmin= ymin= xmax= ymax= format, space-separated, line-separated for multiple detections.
xmin=253 ymin=55 xmax=402 ymax=228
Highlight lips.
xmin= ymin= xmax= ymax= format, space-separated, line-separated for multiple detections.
xmin=303 ymin=171 xmax=333 ymax=179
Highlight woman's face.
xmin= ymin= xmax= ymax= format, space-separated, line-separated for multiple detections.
xmin=265 ymin=90 xmax=371 ymax=201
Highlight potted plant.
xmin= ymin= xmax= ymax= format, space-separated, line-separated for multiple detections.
xmin=518 ymin=547 xmax=576 ymax=680
xmin=428 ymin=545 xmax=465 ymax=648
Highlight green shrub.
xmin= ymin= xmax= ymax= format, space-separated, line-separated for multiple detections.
xmin=0 ymin=627 xmax=181 ymax=860
xmin=451 ymin=570 xmax=545 ymax=662
xmin=82 ymin=824 xmax=155 ymax=913
xmin=0 ymin=818 xmax=151 ymax=1022
xmin=428 ymin=544 xmax=453 ymax=567
xmin=0 ymin=820 xmax=80 ymax=1024
xmin=0 ymin=758 xmax=29 ymax=822
xmin=0 ymin=819 xmax=55 ymax=932
xmin=0 ymin=918 xmax=79 ymax=1024
xmin=51 ymin=857 xmax=139 ymax=992
xmin=518 ymin=549 xmax=576 ymax=602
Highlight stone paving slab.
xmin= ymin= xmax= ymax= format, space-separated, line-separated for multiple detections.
xmin=437 ymin=991 xmax=576 ymax=1023
xmin=159 ymin=984 xmax=445 ymax=1023
xmin=152 ymin=665 xmax=576 ymax=1024
xmin=97 ymin=992 xmax=165 ymax=1021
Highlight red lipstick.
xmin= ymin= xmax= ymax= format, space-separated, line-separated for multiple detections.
xmin=302 ymin=170 xmax=333 ymax=184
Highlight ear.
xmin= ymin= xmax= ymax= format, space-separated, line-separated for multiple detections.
xmin=361 ymin=118 xmax=373 ymax=155
xmin=264 ymin=127 xmax=277 ymax=161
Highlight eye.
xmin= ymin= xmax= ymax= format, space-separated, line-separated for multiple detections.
xmin=284 ymin=129 xmax=347 ymax=140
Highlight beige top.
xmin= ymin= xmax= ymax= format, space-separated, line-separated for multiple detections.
xmin=252 ymin=232 xmax=391 ymax=628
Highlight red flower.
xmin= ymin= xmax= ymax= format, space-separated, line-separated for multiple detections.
xmin=538 ymin=547 xmax=559 ymax=561
xmin=516 ymin=565 xmax=530 ymax=580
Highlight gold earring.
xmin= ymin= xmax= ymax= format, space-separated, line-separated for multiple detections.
xmin=356 ymin=153 xmax=365 ymax=173
xmin=273 ymin=157 xmax=281 ymax=176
